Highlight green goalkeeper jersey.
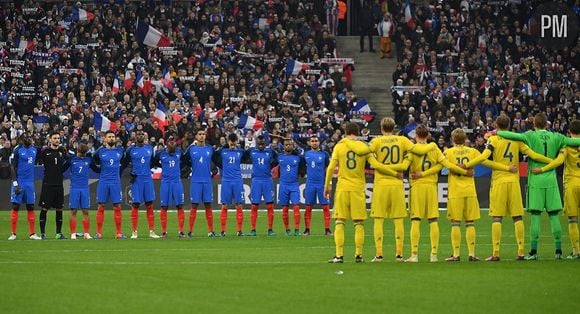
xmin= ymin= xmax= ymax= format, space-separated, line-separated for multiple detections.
xmin=497 ymin=130 xmax=580 ymax=188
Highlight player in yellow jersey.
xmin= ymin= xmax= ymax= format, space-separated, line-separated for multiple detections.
xmin=325 ymin=123 xmax=400 ymax=263
xmin=466 ymin=115 xmax=553 ymax=261
xmin=406 ymin=125 xmax=472 ymax=263
xmin=444 ymin=128 xmax=515 ymax=262
xmin=344 ymin=117 xmax=436 ymax=262
xmin=532 ymin=119 xmax=580 ymax=259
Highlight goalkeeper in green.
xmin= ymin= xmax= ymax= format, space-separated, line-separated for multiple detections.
xmin=498 ymin=113 xmax=580 ymax=260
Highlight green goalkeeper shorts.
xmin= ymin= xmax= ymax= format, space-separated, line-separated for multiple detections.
xmin=526 ymin=186 xmax=563 ymax=212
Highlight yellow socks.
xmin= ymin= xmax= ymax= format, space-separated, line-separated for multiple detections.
xmin=354 ymin=222 xmax=364 ymax=257
xmin=410 ymin=219 xmax=420 ymax=256
xmin=451 ymin=223 xmax=461 ymax=257
xmin=429 ymin=220 xmax=439 ymax=255
xmin=514 ymin=219 xmax=525 ymax=256
xmin=492 ymin=221 xmax=502 ymax=257
xmin=466 ymin=223 xmax=476 ymax=257
xmin=374 ymin=218 xmax=384 ymax=257
xmin=394 ymin=218 xmax=404 ymax=257
xmin=569 ymin=222 xmax=579 ymax=255
xmin=334 ymin=221 xmax=345 ymax=257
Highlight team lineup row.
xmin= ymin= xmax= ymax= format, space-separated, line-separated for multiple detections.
xmin=7 ymin=129 xmax=334 ymax=240
xmin=7 ymin=115 xmax=580 ymax=264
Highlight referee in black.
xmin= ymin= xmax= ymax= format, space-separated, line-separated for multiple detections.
xmin=38 ymin=131 xmax=68 ymax=239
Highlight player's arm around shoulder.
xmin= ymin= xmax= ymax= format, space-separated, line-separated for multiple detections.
xmin=343 ymin=137 xmax=372 ymax=156
xmin=519 ymin=142 xmax=552 ymax=164
xmin=497 ymin=130 xmax=528 ymax=143
xmin=533 ymin=149 xmax=566 ymax=174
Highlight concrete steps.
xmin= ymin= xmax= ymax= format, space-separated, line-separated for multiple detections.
xmin=336 ymin=36 xmax=397 ymax=134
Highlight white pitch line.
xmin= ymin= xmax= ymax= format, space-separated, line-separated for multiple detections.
xmin=0 ymin=246 xmax=331 ymax=254
xmin=0 ymin=260 xmax=324 ymax=265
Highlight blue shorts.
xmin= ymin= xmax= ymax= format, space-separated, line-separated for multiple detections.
xmin=221 ymin=180 xmax=245 ymax=205
xmin=131 ymin=178 xmax=156 ymax=204
xmin=69 ymin=188 xmax=90 ymax=209
xmin=304 ymin=183 xmax=328 ymax=205
xmin=11 ymin=182 xmax=35 ymax=205
xmin=250 ymin=179 xmax=274 ymax=204
xmin=190 ymin=181 xmax=213 ymax=204
xmin=97 ymin=182 xmax=123 ymax=204
xmin=278 ymin=183 xmax=300 ymax=205
xmin=160 ymin=181 xmax=185 ymax=207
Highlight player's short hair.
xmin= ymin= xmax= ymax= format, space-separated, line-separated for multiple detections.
xmin=105 ymin=130 xmax=116 ymax=137
xmin=256 ymin=135 xmax=265 ymax=141
xmin=381 ymin=117 xmax=396 ymax=133
xmin=451 ymin=128 xmax=466 ymax=145
xmin=495 ymin=114 xmax=510 ymax=130
xmin=345 ymin=123 xmax=360 ymax=136
xmin=227 ymin=133 xmax=238 ymax=142
xmin=309 ymin=135 xmax=319 ymax=141
xmin=194 ymin=128 xmax=206 ymax=135
xmin=50 ymin=131 xmax=60 ymax=138
xmin=77 ymin=143 xmax=88 ymax=155
xmin=415 ymin=125 xmax=429 ymax=139
xmin=534 ymin=113 xmax=548 ymax=129
xmin=569 ymin=119 xmax=580 ymax=135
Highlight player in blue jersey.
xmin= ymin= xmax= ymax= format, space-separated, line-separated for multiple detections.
xmin=38 ymin=131 xmax=69 ymax=240
xmin=93 ymin=130 xmax=126 ymax=239
xmin=185 ymin=129 xmax=216 ymax=237
xmin=248 ymin=135 xmax=279 ymax=236
xmin=64 ymin=143 xmax=99 ymax=240
xmin=214 ymin=133 xmax=246 ymax=237
xmin=126 ymin=131 xmax=160 ymax=239
xmin=154 ymin=140 xmax=186 ymax=238
xmin=303 ymin=135 xmax=332 ymax=236
xmin=278 ymin=139 xmax=305 ymax=236
xmin=8 ymin=133 xmax=42 ymax=240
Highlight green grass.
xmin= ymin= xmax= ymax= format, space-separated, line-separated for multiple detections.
xmin=0 ymin=209 xmax=577 ymax=314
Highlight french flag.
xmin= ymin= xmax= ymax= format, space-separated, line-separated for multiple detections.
xmin=351 ymin=99 xmax=377 ymax=122
xmin=285 ymin=59 xmax=309 ymax=76
xmin=135 ymin=71 xmax=144 ymax=91
xmin=32 ymin=115 xmax=48 ymax=131
xmin=94 ymin=112 xmax=118 ymax=132
xmin=404 ymin=0 xmax=415 ymax=28
xmin=162 ymin=66 xmax=173 ymax=91
xmin=209 ymin=108 xmax=225 ymax=120
xmin=237 ymin=114 xmax=264 ymax=130
xmin=16 ymin=39 xmax=35 ymax=55
xmin=112 ymin=76 xmax=120 ymax=95
xmin=124 ymin=68 xmax=133 ymax=90
xmin=135 ymin=18 xmax=171 ymax=48
xmin=72 ymin=8 xmax=94 ymax=21
xmin=153 ymin=101 xmax=168 ymax=131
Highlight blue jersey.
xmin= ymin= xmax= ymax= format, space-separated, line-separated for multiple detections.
xmin=278 ymin=153 xmax=303 ymax=184
xmin=156 ymin=149 xmax=183 ymax=183
xmin=249 ymin=148 xmax=277 ymax=180
xmin=93 ymin=147 xmax=124 ymax=182
xmin=10 ymin=145 xmax=38 ymax=183
xmin=304 ymin=150 xmax=329 ymax=184
xmin=69 ymin=156 xmax=92 ymax=188
xmin=187 ymin=145 xmax=214 ymax=183
xmin=126 ymin=144 xmax=154 ymax=178
xmin=217 ymin=148 xmax=244 ymax=181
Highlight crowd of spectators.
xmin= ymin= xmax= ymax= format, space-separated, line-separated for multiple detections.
xmin=0 ymin=0 xmax=365 ymax=165
xmin=388 ymin=0 xmax=580 ymax=152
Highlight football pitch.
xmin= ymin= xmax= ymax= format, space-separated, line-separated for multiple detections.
xmin=0 ymin=210 xmax=577 ymax=314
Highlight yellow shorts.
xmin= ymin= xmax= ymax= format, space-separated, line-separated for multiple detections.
xmin=564 ymin=183 xmax=580 ymax=217
xmin=370 ymin=184 xmax=407 ymax=219
xmin=333 ymin=190 xmax=367 ymax=221
xmin=447 ymin=196 xmax=480 ymax=221
xmin=409 ymin=184 xmax=439 ymax=219
xmin=489 ymin=182 xmax=524 ymax=217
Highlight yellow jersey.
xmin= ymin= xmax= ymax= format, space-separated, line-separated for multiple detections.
xmin=409 ymin=145 xmax=446 ymax=186
xmin=542 ymin=146 xmax=580 ymax=185
xmin=369 ymin=135 xmax=413 ymax=185
xmin=444 ymin=146 xmax=481 ymax=199
xmin=325 ymin=140 xmax=368 ymax=192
